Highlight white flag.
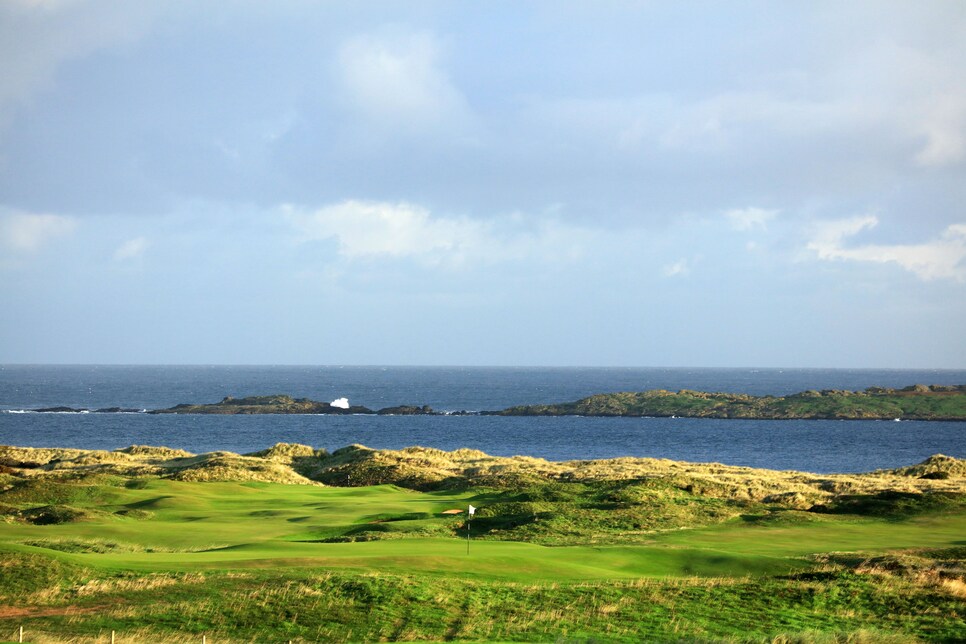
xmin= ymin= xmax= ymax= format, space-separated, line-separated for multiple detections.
xmin=468 ymin=505 xmax=476 ymax=516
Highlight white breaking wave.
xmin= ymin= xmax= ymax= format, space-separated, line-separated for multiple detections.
xmin=330 ymin=397 xmax=350 ymax=409
xmin=2 ymin=408 xmax=148 ymax=414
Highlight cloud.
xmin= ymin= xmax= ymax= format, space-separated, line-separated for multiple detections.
xmin=594 ymin=26 xmax=966 ymax=170
xmin=286 ymin=200 xmax=482 ymax=261
xmin=725 ymin=207 xmax=779 ymax=231
xmin=808 ymin=216 xmax=966 ymax=282
xmin=819 ymin=30 xmax=966 ymax=169
xmin=0 ymin=210 xmax=76 ymax=252
xmin=284 ymin=200 xmax=590 ymax=268
xmin=113 ymin=236 xmax=148 ymax=261
xmin=914 ymin=97 xmax=966 ymax=167
xmin=661 ymin=258 xmax=691 ymax=278
xmin=0 ymin=1 xmax=158 ymax=114
xmin=337 ymin=30 xmax=471 ymax=133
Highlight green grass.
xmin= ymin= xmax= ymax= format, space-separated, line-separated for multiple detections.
xmin=1 ymin=560 xmax=962 ymax=643
xmin=5 ymin=479 xmax=960 ymax=578
xmin=0 ymin=479 xmax=799 ymax=579
xmin=1 ymin=475 xmax=964 ymax=642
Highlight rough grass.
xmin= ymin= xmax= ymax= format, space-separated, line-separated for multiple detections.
xmin=889 ymin=454 xmax=966 ymax=480
xmin=1 ymin=561 xmax=963 ymax=642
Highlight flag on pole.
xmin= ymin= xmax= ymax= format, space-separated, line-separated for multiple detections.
xmin=468 ymin=505 xmax=476 ymax=516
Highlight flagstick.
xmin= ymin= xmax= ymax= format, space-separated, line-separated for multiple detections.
xmin=465 ymin=504 xmax=476 ymax=555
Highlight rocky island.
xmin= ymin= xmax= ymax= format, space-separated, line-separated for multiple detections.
xmin=148 ymin=394 xmax=435 ymax=416
xmin=493 ymin=384 xmax=966 ymax=420
xmin=21 ymin=385 xmax=966 ymax=420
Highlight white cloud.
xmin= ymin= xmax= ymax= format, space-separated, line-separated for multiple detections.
xmin=0 ymin=211 xmax=76 ymax=252
xmin=725 ymin=207 xmax=779 ymax=231
xmin=284 ymin=200 xmax=589 ymax=268
xmin=287 ymin=200 xmax=480 ymax=261
xmin=808 ymin=215 xmax=879 ymax=257
xmin=662 ymin=258 xmax=691 ymax=278
xmin=808 ymin=216 xmax=966 ymax=282
xmin=337 ymin=30 xmax=471 ymax=133
xmin=113 ymin=236 xmax=148 ymax=261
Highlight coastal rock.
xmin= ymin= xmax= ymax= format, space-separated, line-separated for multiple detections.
xmin=496 ymin=385 xmax=966 ymax=420
xmin=150 ymin=394 xmax=374 ymax=415
xmin=376 ymin=405 xmax=434 ymax=415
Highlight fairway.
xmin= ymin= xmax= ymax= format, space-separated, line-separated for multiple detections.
xmin=2 ymin=478 xmax=964 ymax=580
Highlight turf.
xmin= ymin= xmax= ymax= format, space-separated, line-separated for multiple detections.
xmin=0 ymin=480 xmax=800 ymax=579
xmin=2 ymin=479 xmax=960 ymax=578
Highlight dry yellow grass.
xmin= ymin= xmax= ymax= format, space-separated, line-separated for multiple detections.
xmin=74 ymin=573 xmax=207 ymax=597
xmin=1 ymin=627 xmax=219 ymax=644
xmin=1 ymin=443 xmax=963 ymax=506
xmin=167 ymin=453 xmax=320 ymax=485
xmin=887 ymin=453 xmax=966 ymax=478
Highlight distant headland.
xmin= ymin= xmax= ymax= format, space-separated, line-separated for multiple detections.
xmin=23 ymin=384 xmax=966 ymax=421
xmin=492 ymin=384 xmax=966 ymax=420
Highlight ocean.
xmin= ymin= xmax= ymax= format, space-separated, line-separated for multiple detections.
xmin=1 ymin=365 xmax=964 ymax=473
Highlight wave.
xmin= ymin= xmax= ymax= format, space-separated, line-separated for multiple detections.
xmin=2 ymin=409 xmax=148 ymax=414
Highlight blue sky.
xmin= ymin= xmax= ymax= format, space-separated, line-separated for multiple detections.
xmin=1 ymin=1 xmax=964 ymax=367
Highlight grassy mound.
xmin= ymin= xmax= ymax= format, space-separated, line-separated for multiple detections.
xmin=811 ymin=490 xmax=966 ymax=518
xmin=167 ymin=452 xmax=318 ymax=485
xmin=3 ymin=443 xmax=964 ymax=504
xmin=116 ymin=445 xmax=194 ymax=459
xmin=890 ymin=453 xmax=966 ymax=480
xmin=244 ymin=442 xmax=330 ymax=480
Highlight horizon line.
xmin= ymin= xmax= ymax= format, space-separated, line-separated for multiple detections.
xmin=2 ymin=363 xmax=965 ymax=371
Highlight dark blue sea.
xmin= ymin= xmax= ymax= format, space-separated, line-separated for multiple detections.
xmin=1 ymin=365 xmax=963 ymax=473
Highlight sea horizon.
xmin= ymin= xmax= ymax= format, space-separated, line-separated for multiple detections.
xmin=4 ymin=363 xmax=965 ymax=370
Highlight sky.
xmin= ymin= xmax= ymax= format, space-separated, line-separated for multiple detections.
xmin=1 ymin=0 xmax=964 ymax=368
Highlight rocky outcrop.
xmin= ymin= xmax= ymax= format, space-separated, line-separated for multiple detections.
xmin=376 ymin=405 xmax=434 ymax=415
xmin=495 ymin=385 xmax=966 ymax=420
xmin=149 ymin=394 xmax=374 ymax=415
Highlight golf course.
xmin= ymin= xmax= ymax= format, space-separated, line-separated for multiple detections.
xmin=1 ymin=443 xmax=964 ymax=642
